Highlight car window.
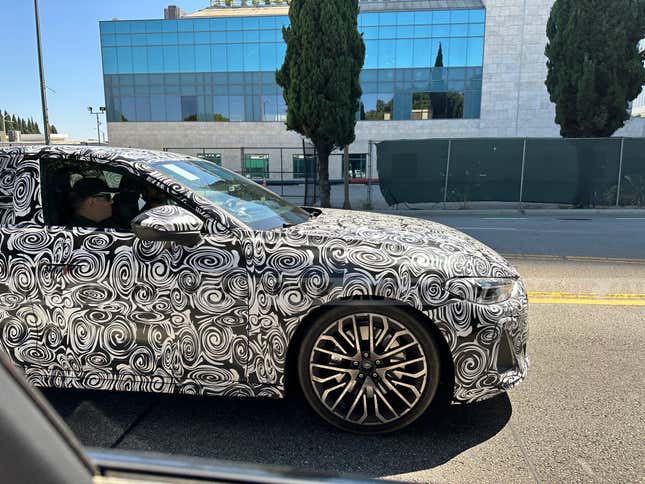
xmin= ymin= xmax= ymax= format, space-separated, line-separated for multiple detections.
xmin=40 ymin=158 xmax=178 ymax=232
xmin=153 ymin=158 xmax=311 ymax=231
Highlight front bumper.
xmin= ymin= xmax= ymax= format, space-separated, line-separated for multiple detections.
xmin=425 ymin=280 xmax=529 ymax=403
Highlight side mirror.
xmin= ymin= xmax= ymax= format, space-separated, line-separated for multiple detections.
xmin=132 ymin=206 xmax=203 ymax=247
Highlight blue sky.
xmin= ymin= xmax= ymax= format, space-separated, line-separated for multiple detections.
xmin=0 ymin=0 xmax=208 ymax=140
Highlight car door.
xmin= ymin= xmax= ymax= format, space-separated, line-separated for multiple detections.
xmin=0 ymin=149 xmax=48 ymax=380
xmin=37 ymin=156 xmax=249 ymax=395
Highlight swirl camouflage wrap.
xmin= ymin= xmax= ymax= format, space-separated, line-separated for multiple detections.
xmin=0 ymin=145 xmax=528 ymax=407
xmin=133 ymin=205 xmax=204 ymax=233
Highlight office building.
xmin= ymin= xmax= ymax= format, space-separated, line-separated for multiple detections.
xmin=99 ymin=0 xmax=645 ymax=176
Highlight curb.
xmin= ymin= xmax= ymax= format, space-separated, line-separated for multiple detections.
xmin=373 ymin=208 xmax=645 ymax=217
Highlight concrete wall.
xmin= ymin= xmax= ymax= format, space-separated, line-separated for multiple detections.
xmin=107 ymin=0 xmax=644 ymax=162
xmin=616 ymin=117 xmax=645 ymax=137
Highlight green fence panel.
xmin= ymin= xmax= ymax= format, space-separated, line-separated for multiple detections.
xmin=619 ymin=139 xmax=645 ymax=207
xmin=523 ymin=139 xmax=581 ymax=204
xmin=446 ymin=139 xmax=524 ymax=203
xmin=377 ymin=140 xmax=449 ymax=204
xmin=375 ymin=137 xmax=636 ymax=207
xmin=523 ymin=138 xmax=621 ymax=206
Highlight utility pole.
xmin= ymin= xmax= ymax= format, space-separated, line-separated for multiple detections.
xmin=34 ymin=0 xmax=50 ymax=145
xmin=88 ymin=107 xmax=106 ymax=144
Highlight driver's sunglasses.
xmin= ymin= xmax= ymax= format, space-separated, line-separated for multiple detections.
xmin=92 ymin=192 xmax=114 ymax=202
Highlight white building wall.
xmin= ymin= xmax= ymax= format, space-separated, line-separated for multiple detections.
xmin=479 ymin=0 xmax=559 ymax=137
xmin=616 ymin=116 xmax=645 ymax=137
xmin=633 ymin=93 xmax=645 ymax=117
xmin=107 ymin=0 xmax=644 ymax=158
xmin=633 ymin=40 xmax=645 ymax=117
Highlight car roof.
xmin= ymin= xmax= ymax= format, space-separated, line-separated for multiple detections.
xmin=0 ymin=145 xmax=189 ymax=166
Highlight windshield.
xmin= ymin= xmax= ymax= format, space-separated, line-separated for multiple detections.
xmin=154 ymin=158 xmax=311 ymax=231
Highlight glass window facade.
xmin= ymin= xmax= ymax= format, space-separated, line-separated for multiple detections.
xmin=244 ymin=154 xmax=270 ymax=179
xmin=292 ymin=154 xmax=316 ymax=179
xmin=411 ymin=91 xmax=464 ymax=119
xmin=349 ymin=154 xmax=368 ymax=178
xmin=197 ymin=152 xmax=222 ymax=165
xmin=101 ymin=8 xmax=485 ymax=122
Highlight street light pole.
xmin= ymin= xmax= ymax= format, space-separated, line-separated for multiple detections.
xmin=88 ymin=107 xmax=106 ymax=144
xmin=34 ymin=0 xmax=50 ymax=145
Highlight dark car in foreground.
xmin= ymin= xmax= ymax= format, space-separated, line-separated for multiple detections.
xmin=0 ymin=348 xmax=375 ymax=484
xmin=0 ymin=145 xmax=528 ymax=433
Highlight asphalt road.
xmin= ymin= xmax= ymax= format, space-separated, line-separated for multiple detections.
xmin=425 ymin=214 xmax=645 ymax=260
xmin=41 ymin=215 xmax=645 ymax=483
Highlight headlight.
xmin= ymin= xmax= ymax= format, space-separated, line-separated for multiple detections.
xmin=447 ymin=278 xmax=519 ymax=305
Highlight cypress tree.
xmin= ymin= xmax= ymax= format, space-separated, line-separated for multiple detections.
xmin=50 ymin=124 xmax=58 ymax=134
xmin=434 ymin=42 xmax=444 ymax=68
xmin=545 ymin=0 xmax=645 ymax=137
xmin=5 ymin=112 xmax=13 ymax=132
xmin=276 ymin=0 xmax=365 ymax=207
xmin=0 ymin=110 xmax=4 ymax=134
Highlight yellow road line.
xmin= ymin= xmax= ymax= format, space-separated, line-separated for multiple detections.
xmin=506 ymin=254 xmax=561 ymax=259
xmin=530 ymin=292 xmax=645 ymax=298
xmin=528 ymin=292 xmax=645 ymax=306
xmin=567 ymin=256 xmax=645 ymax=264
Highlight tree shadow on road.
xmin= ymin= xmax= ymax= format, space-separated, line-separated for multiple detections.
xmin=43 ymin=388 xmax=512 ymax=478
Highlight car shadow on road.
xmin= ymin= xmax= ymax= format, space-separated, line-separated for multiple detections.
xmin=43 ymin=388 xmax=512 ymax=478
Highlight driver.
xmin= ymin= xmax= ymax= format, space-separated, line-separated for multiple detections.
xmin=141 ymin=184 xmax=169 ymax=212
xmin=68 ymin=178 xmax=118 ymax=229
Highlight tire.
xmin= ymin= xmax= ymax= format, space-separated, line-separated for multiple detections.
xmin=298 ymin=304 xmax=441 ymax=434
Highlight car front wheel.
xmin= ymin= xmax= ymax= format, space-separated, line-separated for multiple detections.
xmin=298 ymin=304 xmax=441 ymax=434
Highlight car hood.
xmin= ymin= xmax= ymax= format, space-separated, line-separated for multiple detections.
xmin=292 ymin=208 xmax=519 ymax=279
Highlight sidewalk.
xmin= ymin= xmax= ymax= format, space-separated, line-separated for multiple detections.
xmin=374 ymin=207 xmax=645 ymax=217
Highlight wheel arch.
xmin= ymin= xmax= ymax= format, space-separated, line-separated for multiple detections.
xmin=284 ymin=296 xmax=455 ymax=404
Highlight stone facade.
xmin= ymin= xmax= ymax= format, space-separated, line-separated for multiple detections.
xmin=479 ymin=0 xmax=559 ymax=137
xmin=107 ymin=0 xmax=644 ymax=166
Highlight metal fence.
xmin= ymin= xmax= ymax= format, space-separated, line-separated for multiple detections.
xmin=377 ymin=138 xmax=645 ymax=208
xmin=163 ymin=138 xmax=645 ymax=209
xmin=163 ymin=145 xmax=382 ymax=208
